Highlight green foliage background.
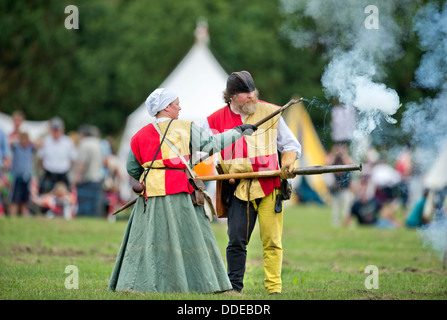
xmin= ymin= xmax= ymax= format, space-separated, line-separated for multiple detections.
xmin=0 ymin=0 xmax=429 ymax=148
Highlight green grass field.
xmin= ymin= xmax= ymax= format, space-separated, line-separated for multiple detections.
xmin=0 ymin=204 xmax=446 ymax=300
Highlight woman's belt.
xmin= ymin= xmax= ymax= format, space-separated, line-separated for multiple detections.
xmin=151 ymin=167 xmax=186 ymax=172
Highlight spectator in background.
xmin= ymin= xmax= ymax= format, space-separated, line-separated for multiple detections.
xmin=8 ymin=110 xmax=25 ymax=146
xmin=32 ymin=181 xmax=75 ymax=220
xmin=370 ymin=159 xmax=402 ymax=227
xmin=0 ymin=127 xmax=11 ymax=216
xmin=0 ymin=128 xmax=11 ymax=170
xmin=9 ymin=132 xmax=35 ymax=217
xmin=326 ymin=142 xmax=355 ymax=227
xmin=102 ymin=136 xmax=124 ymax=222
xmin=72 ymin=125 xmax=104 ymax=217
xmin=406 ymin=188 xmax=430 ymax=228
xmin=345 ymin=176 xmax=401 ymax=229
xmin=395 ymin=146 xmax=413 ymax=210
xmin=37 ymin=117 xmax=77 ymax=194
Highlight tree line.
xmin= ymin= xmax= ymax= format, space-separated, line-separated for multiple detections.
xmin=0 ymin=0 xmax=429 ymax=148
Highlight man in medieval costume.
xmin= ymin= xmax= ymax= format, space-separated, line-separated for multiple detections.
xmin=202 ymin=71 xmax=302 ymax=294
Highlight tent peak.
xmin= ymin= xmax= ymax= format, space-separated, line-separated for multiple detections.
xmin=194 ymin=17 xmax=209 ymax=46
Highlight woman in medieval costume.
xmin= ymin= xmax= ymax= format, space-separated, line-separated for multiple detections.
xmin=108 ymin=88 xmax=257 ymax=294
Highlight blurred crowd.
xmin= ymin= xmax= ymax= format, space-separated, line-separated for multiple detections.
xmin=0 ymin=111 xmax=125 ymax=221
xmin=2 ymin=110 xmax=446 ymax=229
xmin=323 ymin=141 xmax=447 ymax=230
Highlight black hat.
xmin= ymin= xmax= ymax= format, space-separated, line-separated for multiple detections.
xmin=226 ymin=71 xmax=255 ymax=97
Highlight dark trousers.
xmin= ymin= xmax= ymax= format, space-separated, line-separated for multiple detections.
xmin=76 ymin=181 xmax=103 ymax=217
xmin=226 ymin=195 xmax=262 ymax=292
xmin=39 ymin=170 xmax=70 ymax=194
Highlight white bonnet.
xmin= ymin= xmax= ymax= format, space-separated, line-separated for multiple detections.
xmin=145 ymin=88 xmax=178 ymax=117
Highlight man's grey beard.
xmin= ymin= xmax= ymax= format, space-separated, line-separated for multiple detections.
xmin=234 ymin=99 xmax=258 ymax=115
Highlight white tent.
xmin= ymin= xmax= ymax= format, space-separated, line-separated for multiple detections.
xmin=117 ymin=22 xmax=228 ymax=163
xmin=117 ymin=21 xmax=229 ymax=200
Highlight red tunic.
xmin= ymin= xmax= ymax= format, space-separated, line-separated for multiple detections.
xmin=130 ymin=120 xmax=194 ymax=197
xmin=207 ymin=102 xmax=280 ymax=199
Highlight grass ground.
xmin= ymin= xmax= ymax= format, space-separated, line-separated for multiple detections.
xmin=0 ymin=203 xmax=446 ymax=300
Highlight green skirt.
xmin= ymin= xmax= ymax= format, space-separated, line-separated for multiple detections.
xmin=108 ymin=193 xmax=232 ymax=294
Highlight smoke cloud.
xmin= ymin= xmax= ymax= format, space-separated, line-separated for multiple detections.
xmin=280 ymin=0 xmax=409 ymax=158
xmin=412 ymin=2 xmax=447 ymax=91
xmin=403 ymin=1 xmax=447 ymax=262
xmin=281 ymin=0 xmax=447 ymax=265
xmin=402 ymin=1 xmax=447 ymax=171
xmin=418 ymin=218 xmax=447 ymax=261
